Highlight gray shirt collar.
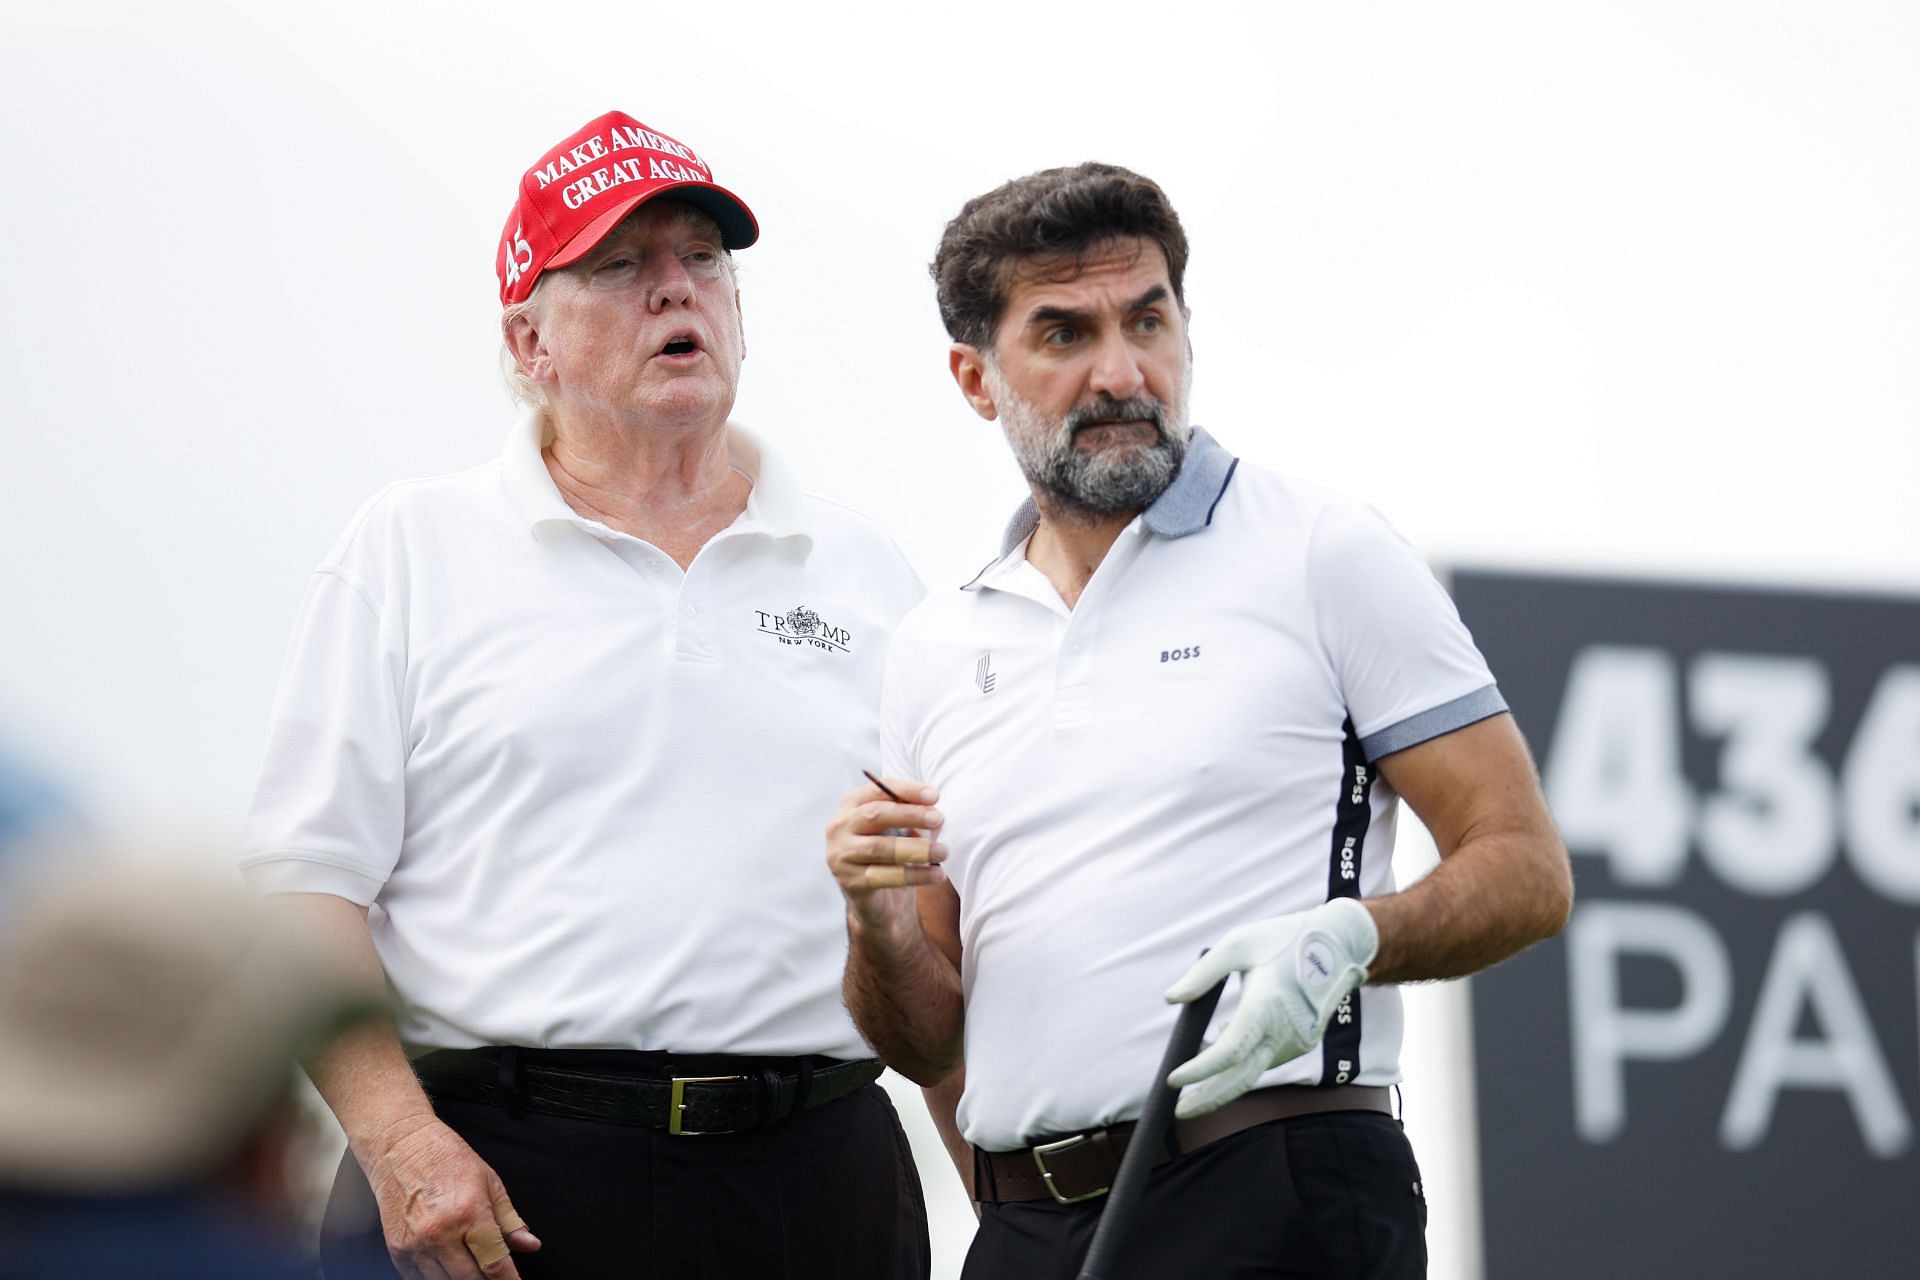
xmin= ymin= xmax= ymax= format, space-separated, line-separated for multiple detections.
xmin=969 ymin=426 xmax=1239 ymax=587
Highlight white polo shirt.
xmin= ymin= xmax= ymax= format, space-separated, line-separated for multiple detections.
xmin=880 ymin=428 xmax=1505 ymax=1150
xmin=243 ymin=414 xmax=922 ymax=1057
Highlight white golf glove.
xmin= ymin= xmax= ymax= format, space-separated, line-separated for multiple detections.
xmin=1163 ymin=898 xmax=1380 ymax=1119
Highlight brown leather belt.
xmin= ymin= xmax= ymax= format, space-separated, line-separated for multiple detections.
xmin=971 ymin=1084 xmax=1393 ymax=1205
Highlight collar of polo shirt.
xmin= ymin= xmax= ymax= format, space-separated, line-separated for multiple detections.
xmin=964 ymin=426 xmax=1238 ymax=590
xmin=499 ymin=412 xmax=815 ymax=549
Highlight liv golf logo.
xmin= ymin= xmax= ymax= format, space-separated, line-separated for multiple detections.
xmin=754 ymin=606 xmax=851 ymax=654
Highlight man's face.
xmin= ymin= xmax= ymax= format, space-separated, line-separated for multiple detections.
xmin=960 ymin=238 xmax=1193 ymax=518
xmin=515 ymin=201 xmax=745 ymax=431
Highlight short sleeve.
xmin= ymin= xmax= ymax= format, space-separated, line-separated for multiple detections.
xmin=240 ymin=567 xmax=406 ymax=903
xmin=844 ymin=507 xmax=924 ymax=785
xmin=878 ymin=641 xmax=916 ymax=785
xmin=1307 ymin=501 xmax=1506 ymax=761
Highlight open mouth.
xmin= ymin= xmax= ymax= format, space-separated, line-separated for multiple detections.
xmin=661 ymin=337 xmax=698 ymax=357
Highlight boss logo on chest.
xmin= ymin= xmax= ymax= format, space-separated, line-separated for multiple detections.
xmin=1160 ymin=645 xmax=1202 ymax=663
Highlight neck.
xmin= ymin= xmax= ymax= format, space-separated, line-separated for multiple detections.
xmin=542 ymin=409 xmax=750 ymax=565
xmin=1025 ymin=491 xmax=1140 ymax=610
xmin=546 ymin=404 xmax=737 ymax=498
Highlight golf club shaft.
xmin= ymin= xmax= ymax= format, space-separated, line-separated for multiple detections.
xmin=1075 ymin=970 xmax=1227 ymax=1280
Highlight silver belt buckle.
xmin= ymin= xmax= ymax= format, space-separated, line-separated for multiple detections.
xmin=1031 ymin=1134 xmax=1110 ymax=1204
xmin=667 ymin=1074 xmax=747 ymax=1135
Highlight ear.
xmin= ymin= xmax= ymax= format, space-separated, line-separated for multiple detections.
xmin=504 ymin=309 xmax=554 ymax=384
xmin=949 ymin=344 xmax=999 ymax=421
xmin=735 ymin=286 xmax=746 ymax=362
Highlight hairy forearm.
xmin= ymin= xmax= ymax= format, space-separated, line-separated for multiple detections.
xmin=843 ymin=912 xmax=964 ymax=1085
xmin=1364 ymin=824 xmax=1573 ymax=986
xmin=281 ymin=894 xmax=438 ymax=1158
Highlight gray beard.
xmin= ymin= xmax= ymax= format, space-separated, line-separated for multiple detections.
xmin=992 ymin=375 xmax=1191 ymax=523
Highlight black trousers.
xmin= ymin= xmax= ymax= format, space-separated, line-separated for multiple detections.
xmin=321 ymin=1082 xmax=928 ymax=1279
xmin=962 ymin=1112 xmax=1427 ymax=1280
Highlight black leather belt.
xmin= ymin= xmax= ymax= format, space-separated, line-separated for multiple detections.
xmin=412 ymin=1047 xmax=883 ymax=1136
xmin=972 ymin=1084 xmax=1394 ymax=1204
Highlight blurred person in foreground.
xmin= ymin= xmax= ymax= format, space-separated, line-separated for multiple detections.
xmin=243 ymin=111 xmax=927 ymax=1279
xmin=0 ymin=852 xmax=381 ymax=1279
xmin=827 ymin=164 xmax=1574 ymax=1277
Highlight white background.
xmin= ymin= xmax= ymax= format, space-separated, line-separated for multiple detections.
xmin=3 ymin=2 xmax=1915 ymax=1276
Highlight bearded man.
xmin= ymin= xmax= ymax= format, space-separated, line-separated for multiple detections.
xmin=824 ymin=163 xmax=1572 ymax=1278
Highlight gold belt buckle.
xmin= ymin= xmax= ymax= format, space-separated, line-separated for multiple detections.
xmin=1031 ymin=1134 xmax=1110 ymax=1204
xmin=667 ymin=1075 xmax=748 ymax=1136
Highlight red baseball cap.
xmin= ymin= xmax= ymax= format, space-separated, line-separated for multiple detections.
xmin=496 ymin=111 xmax=759 ymax=305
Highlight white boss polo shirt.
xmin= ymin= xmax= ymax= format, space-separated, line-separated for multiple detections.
xmin=880 ymin=428 xmax=1504 ymax=1150
xmin=244 ymin=415 xmax=923 ymax=1057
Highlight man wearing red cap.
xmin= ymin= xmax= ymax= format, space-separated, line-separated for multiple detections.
xmin=244 ymin=112 xmax=929 ymax=1279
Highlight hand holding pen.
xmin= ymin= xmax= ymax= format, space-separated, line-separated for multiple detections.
xmin=824 ymin=771 xmax=947 ymax=932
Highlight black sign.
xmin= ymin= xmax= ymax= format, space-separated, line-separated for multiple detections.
xmin=1452 ymin=571 xmax=1919 ymax=1280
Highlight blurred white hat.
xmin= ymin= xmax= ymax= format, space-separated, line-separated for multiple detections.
xmin=0 ymin=852 xmax=381 ymax=1190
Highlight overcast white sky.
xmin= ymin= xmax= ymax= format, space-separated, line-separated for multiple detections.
xmin=4 ymin=2 xmax=1916 ymax=1275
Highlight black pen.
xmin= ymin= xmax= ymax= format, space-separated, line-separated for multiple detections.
xmin=861 ymin=769 xmax=905 ymax=803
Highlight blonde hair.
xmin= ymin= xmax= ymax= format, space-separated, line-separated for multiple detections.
xmin=499 ymin=276 xmax=552 ymax=411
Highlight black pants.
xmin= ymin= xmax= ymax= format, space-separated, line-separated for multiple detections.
xmin=321 ymin=1082 xmax=928 ymax=1279
xmin=962 ymin=1112 xmax=1427 ymax=1280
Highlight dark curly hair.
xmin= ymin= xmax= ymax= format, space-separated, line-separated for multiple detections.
xmin=930 ymin=163 xmax=1190 ymax=351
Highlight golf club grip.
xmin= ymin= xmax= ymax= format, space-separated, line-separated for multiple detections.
xmin=1075 ymin=970 xmax=1228 ymax=1280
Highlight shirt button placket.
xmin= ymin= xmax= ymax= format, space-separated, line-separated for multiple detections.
xmin=1055 ymin=616 xmax=1092 ymax=732
xmin=675 ymin=562 xmax=713 ymax=662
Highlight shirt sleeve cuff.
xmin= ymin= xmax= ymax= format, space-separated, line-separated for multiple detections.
xmin=1359 ymin=684 xmax=1508 ymax=762
xmin=239 ymin=852 xmax=387 ymax=905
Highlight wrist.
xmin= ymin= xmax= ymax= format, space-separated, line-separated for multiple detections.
xmin=1322 ymin=897 xmax=1381 ymax=970
xmin=351 ymin=1102 xmax=445 ymax=1168
xmin=847 ymin=902 xmax=922 ymax=947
